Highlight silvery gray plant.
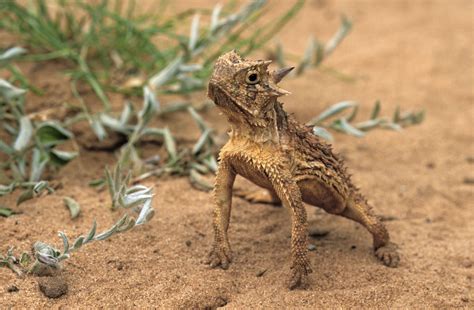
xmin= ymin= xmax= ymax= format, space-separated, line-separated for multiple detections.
xmin=2 ymin=181 xmax=155 ymax=276
xmin=309 ymin=100 xmax=425 ymax=141
xmin=0 ymin=47 xmax=77 ymax=205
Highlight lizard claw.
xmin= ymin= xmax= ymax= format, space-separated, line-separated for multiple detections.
xmin=375 ymin=242 xmax=400 ymax=267
xmin=206 ymin=243 xmax=233 ymax=270
xmin=288 ymin=260 xmax=312 ymax=290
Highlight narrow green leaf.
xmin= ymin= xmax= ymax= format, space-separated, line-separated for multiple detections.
xmin=162 ymin=128 xmax=177 ymax=159
xmin=33 ymin=181 xmax=49 ymax=195
xmin=91 ymin=115 xmax=107 ymax=141
xmin=100 ymin=114 xmax=126 ymax=133
xmin=355 ymin=119 xmax=382 ymax=131
xmin=36 ymin=122 xmax=72 ymax=146
xmin=192 ymin=128 xmax=211 ymax=155
xmin=0 ymin=47 xmax=27 ymax=62
xmin=331 ymin=118 xmax=365 ymax=137
xmin=209 ymin=4 xmax=222 ymax=34
xmin=88 ymin=178 xmax=105 ymax=187
xmin=312 ymin=126 xmax=333 ymax=141
xmin=149 ymin=56 xmax=183 ymax=89
xmin=371 ymin=100 xmax=381 ymax=119
xmin=187 ymin=106 xmax=207 ymax=132
xmin=324 ymin=15 xmax=352 ymax=57
xmin=0 ymin=79 xmax=26 ymax=100
xmin=85 ymin=220 xmax=97 ymax=243
xmin=393 ymin=106 xmax=401 ymax=123
xmin=72 ymin=236 xmax=85 ymax=250
xmin=308 ymin=101 xmax=358 ymax=125
xmin=16 ymin=189 xmax=34 ymax=206
xmin=29 ymin=148 xmax=48 ymax=182
xmin=139 ymin=86 xmax=159 ymax=126
xmin=19 ymin=252 xmax=31 ymax=267
xmin=119 ymin=101 xmax=134 ymax=126
xmin=13 ymin=116 xmax=33 ymax=152
xmin=188 ymin=14 xmax=200 ymax=51
xmin=49 ymin=149 xmax=78 ymax=166
xmin=0 ymin=207 xmax=15 ymax=217
xmin=58 ymin=231 xmax=70 ymax=254
xmin=0 ymin=184 xmax=15 ymax=196
xmin=63 ymin=197 xmax=80 ymax=219
xmin=0 ymin=140 xmax=13 ymax=155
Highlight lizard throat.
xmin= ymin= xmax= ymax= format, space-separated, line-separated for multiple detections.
xmin=208 ymin=83 xmax=286 ymax=143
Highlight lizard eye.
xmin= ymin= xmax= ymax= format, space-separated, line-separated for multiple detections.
xmin=245 ymin=70 xmax=260 ymax=85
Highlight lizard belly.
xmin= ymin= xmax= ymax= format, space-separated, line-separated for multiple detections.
xmin=298 ymin=178 xmax=347 ymax=214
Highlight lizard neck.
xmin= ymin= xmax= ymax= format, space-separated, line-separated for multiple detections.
xmin=228 ymin=101 xmax=288 ymax=145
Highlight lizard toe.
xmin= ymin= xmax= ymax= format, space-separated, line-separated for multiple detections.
xmin=288 ymin=260 xmax=312 ymax=290
xmin=207 ymin=245 xmax=233 ymax=269
xmin=375 ymin=242 xmax=400 ymax=268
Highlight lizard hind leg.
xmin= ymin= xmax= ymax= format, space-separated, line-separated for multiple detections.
xmin=339 ymin=199 xmax=400 ymax=267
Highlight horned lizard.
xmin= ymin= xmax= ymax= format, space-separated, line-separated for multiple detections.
xmin=206 ymin=51 xmax=400 ymax=289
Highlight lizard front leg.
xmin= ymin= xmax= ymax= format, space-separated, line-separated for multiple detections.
xmin=270 ymin=170 xmax=312 ymax=289
xmin=207 ymin=159 xmax=236 ymax=270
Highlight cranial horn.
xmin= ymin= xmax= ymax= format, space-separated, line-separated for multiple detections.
xmin=272 ymin=67 xmax=294 ymax=83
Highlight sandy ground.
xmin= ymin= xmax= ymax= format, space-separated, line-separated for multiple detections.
xmin=1 ymin=0 xmax=473 ymax=308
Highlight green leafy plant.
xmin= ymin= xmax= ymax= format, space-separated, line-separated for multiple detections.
xmin=0 ymin=0 xmax=304 ymax=108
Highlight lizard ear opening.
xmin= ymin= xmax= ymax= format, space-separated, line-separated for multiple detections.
xmin=272 ymin=67 xmax=294 ymax=84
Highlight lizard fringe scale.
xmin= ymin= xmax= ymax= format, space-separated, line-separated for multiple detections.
xmin=206 ymin=51 xmax=400 ymax=289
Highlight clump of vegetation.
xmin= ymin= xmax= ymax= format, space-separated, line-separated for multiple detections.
xmin=1 ymin=177 xmax=154 ymax=277
xmin=0 ymin=0 xmax=304 ymax=108
xmin=0 ymin=47 xmax=76 ymax=206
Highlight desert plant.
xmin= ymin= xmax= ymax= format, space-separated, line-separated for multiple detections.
xmin=0 ymin=0 xmax=304 ymax=108
xmin=1 ymin=179 xmax=155 ymax=277
xmin=310 ymin=100 xmax=425 ymax=141
xmin=0 ymin=47 xmax=77 ymax=205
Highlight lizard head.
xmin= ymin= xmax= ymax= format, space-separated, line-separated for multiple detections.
xmin=208 ymin=50 xmax=293 ymax=127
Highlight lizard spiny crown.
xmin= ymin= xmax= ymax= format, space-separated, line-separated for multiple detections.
xmin=208 ymin=50 xmax=293 ymax=128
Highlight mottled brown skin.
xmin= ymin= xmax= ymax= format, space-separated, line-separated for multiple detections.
xmin=206 ymin=51 xmax=400 ymax=289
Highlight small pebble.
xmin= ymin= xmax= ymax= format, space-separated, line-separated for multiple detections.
xmin=7 ymin=285 xmax=19 ymax=293
xmin=462 ymin=260 xmax=472 ymax=268
xmin=463 ymin=177 xmax=474 ymax=185
xmin=38 ymin=276 xmax=68 ymax=298
xmin=307 ymin=244 xmax=317 ymax=251
xmin=185 ymin=240 xmax=192 ymax=247
xmin=351 ymin=245 xmax=357 ymax=250
xmin=256 ymin=268 xmax=267 ymax=277
xmin=426 ymin=162 xmax=435 ymax=169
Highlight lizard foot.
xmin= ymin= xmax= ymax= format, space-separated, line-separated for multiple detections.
xmin=288 ymin=260 xmax=313 ymax=290
xmin=234 ymin=188 xmax=281 ymax=205
xmin=206 ymin=243 xmax=233 ymax=270
xmin=375 ymin=242 xmax=400 ymax=267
